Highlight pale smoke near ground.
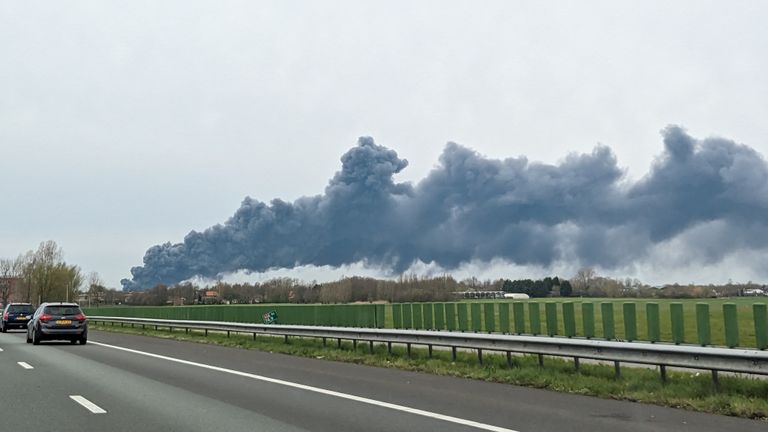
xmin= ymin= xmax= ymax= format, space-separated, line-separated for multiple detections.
xmin=122 ymin=126 xmax=768 ymax=290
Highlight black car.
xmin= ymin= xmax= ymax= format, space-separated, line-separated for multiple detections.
xmin=26 ymin=302 xmax=88 ymax=345
xmin=1 ymin=303 xmax=35 ymax=332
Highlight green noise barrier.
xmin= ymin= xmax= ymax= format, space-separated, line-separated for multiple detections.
xmin=457 ymin=303 xmax=469 ymax=331
xmin=623 ymin=303 xmax=637 ymax=342
xmin=696 ymin=303 xmax=711 ymax=346
xmin=670 ymin=303 xmax=685 ymax=344
xmin=470 ymin=303 xmax=482 ymax=332
xmin=582 ymin=302 xmax=595 ymax=339
xmin=754 ymin=304 xmax=767 ymax=350
xmin=545 ymin=302 xmax=558 ymax=336
xmin=723 ymin=303 xmax=739 ymax=348
xmin=423 ymin=304 xmax=434 ymax=330
xmin=445 ymin=303 xmax=457 ymax=331
xmin=528 ymin=303 xmax=541 ymax=335
xmin=433 ymin=303 xmax=446 ymax=330
xmin=601 ymin=303 xmax=615 ymax=340
xmin=484 ymin=303 xmax=496 ymax=333
xmin=646 ymin=303 xmax=660 ymax=343
xmin=513 ymin=302 xmax=525 ymax=334
xmin=562 ymin=302 xmax=576 ymax=338
xmin=498 ymin=303 xmax=510 ymax=334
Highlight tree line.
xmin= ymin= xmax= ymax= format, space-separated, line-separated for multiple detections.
xmin=0 ymin=241 xmax=95 ymax=305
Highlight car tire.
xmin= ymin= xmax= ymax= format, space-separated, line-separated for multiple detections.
xmin=1 ymin=323 xmax=6 ymax=333
xmin=79 ymin=337 xmax=87 ymax=345
xmin=70 ymin=339 xmax=78 ymax=344
xmin=26 ymin=330 xmax=31 ymax=343
xmin=32 ymin=328 xmax=40 ymax=345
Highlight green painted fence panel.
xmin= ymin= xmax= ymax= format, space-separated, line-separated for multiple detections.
xmin=498 ymin=303 xmax=510 ymax=334
xmin=483 ymin=303 xmax=496 ymax=333
xmin=529 ymin=303 xmax=541 ymax=335
xmin=376 ymin=304 xmax=385 ymax=328
xmin=562 ymin=302 xmax=576 ymax=337
xmin=470 ymin=303 xmax=482 ymax=332
xmin=413 ymin=303 xmax=424 ymax=329
xmin=545 ymin=302 xmax=558 ymax=336
xmin=696 ymin=303 xmax=711 ymax=346
xmin=434 ymin=303 xmax=446 ymax=330
xmin=623 ymin=303 xmax=637 ymax=342
xmin=423 ymin=304 xmax=434 ymax=330
xmin=582 ymin=303 xmax=595 ymax=339
xmin=402 ymin=303 xmax=413 ymax=329
xmin=646 ymin=303 xmax=660 ymax=342
xmin=723 ymin=303 xmax=739 ymax=348
xmin=445 ymin=303 xmax=458 ymax=331
xmin=513 ymin=302 xmax=525 ymax=334
xmin=754 ymin=304 xmax=768 ymax=350
xmin=392 ymin=304 xmax=403 ymax=329
xmin=457 ymin=303 xmax=469 ymax=331
xmin=670 ymin=303 xmax=685 ymax=344
xmin=601 ymin=303 xmax=615 ymax=340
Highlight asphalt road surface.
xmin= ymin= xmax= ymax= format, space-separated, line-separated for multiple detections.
xmin=0 ymin=329 xmax=764 ymax=432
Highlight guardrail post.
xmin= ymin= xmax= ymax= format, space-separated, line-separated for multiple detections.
xmin=696 ymin=303 xmax=711 ymax=346
xmin=477 ymin=349 xmax=483 ymax=365
xmin=471 ymin=303 xmax=482 ymax=332
xmin=659 ymin=365 xmax=667 ymax=383
xmin=601 ymin=303 xmax=615 ymax=340
xmin=670 ymin=303 xmax=684 ymax=344
xmin=529 ymin=303 xmax=541 ymax=335
xmin=582 ymin=303 xmax=594 ymax=339
xmin=646 ymin=303 xmax=660 ymax=343
xmin=513 ymin=302 xmax=525 ymax=334
xmin=723 ymin=303 xmax=739 ymax=348
xmin=499 ymin=303 xmax=510 ymax=334
xmin=754 ymin=304 xmax=768 ymax=350
xmin=563 ymin=302 xmax=576 ymax=338
xmin=623 ymin=303 xmax=637 ymax=342
xmin=484 ymin=303 xmax=496 ymax=333
xmin=545 ymin=302 xmax=558 ymax=336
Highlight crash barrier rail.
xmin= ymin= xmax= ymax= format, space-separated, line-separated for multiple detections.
xmin=86 ymin=301 xmax=768 ymax=349
xmin=89 ymin=316 xmax=768 ymax=385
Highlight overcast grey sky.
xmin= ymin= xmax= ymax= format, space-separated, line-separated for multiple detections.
xmin=2 ymin=1 xmax=767 ymax=288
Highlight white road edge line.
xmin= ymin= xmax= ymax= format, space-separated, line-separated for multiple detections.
xmin=0 ymin=347 xmax=4 ymax=352
xmin=17 ymin=361 xmax=33 ymax=369
xmin=70 ymin=395 xmax=107 ymax=414
xmin=91 ymin=341 xmax=518 ymax=432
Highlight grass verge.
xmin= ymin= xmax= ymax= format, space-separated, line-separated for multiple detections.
xmin=91 ymin=323 xmax=768 ymax=421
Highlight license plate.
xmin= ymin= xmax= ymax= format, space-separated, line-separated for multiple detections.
xmin=55 ymin=320 xmax=72 ymax=325
xmin=16 ymin=316 xmax=27 ymax=320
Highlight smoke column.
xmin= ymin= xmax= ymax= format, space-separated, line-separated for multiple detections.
xmin=122 ymin=126 xmax=768 ymax=290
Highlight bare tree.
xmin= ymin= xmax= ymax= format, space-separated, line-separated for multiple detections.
xmin=572 ymin=267 xmax=596 ymax=296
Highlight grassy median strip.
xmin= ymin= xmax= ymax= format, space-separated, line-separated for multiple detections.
xmin=91 ymin=323 xmax=768 ymax=420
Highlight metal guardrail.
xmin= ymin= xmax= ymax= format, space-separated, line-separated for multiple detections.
xmin=90 ymin=316 xmax=768 ymax=383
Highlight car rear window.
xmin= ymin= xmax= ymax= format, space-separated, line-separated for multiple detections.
xmin=44 ymin=306 xmax=81 ymax=316
xmin=9 ymin=305 xmax=34 ymax=313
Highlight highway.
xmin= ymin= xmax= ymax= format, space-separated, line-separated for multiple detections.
xmin=0 ymin=330 xmax=764 ymax=432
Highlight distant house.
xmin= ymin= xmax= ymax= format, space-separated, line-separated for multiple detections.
xmin=503 ymin=293 xmax=530 ymax=300
xmin=744 ymin=288 xmax=767 ymax=296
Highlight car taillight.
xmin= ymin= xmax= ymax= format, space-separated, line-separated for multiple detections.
xmin=39 ymin=313 xmax=52 ymax=322
xmin=2 ymin=312 xmax=7 ymax=320
xmin=75 ymin=313 xmax=86 ymax=321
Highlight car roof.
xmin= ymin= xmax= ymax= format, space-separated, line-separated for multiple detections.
xmin=41 ymin=302 xmax=79 ymax=307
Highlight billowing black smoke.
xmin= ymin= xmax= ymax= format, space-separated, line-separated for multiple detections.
xmin=122 ymin=127 xmax=768 ymax=290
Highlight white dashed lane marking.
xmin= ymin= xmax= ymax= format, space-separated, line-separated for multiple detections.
xmin=70 ymin=395 xmax=108 ymax=414
xmin=17 ymin=361 xmax=33 ymax=369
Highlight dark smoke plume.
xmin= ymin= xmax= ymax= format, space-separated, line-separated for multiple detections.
xmin=122 ymin=127 xmax=768 ymax=290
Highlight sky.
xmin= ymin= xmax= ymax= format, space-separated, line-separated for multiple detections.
xmin=1 ymin=1 xmax=767 ymax=289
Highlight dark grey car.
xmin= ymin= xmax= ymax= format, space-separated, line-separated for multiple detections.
xmin=26 ymin=302 xmax=88 ymax=345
